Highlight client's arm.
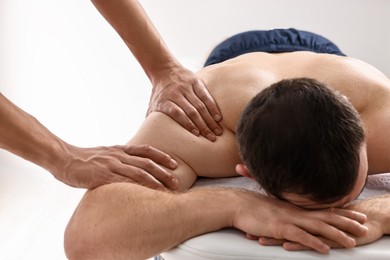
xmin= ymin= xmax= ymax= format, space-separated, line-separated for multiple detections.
xmin=347 ymin=194 xmax=390 ymax=245
xmin=259 ymin=194 xmax=390 ymax=251
xmin=64 ymin=182 xmax=368 ymax=260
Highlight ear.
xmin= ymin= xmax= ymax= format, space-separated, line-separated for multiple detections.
xmin=235 ymin=164 xmax=253 ymax=179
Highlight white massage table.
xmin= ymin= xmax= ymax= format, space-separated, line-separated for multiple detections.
xmin=161 ymin=174 xmax=390 ymax=260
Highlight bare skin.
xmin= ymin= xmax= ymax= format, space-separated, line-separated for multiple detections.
xmin=1 ymin=0 xmax=223 ymax=189
xmin=130 ymin=51 xmax=390 ymax=189
xmin=91 ymin=0 xmax=222 ymax=141
xmin=65 ymin=51 xmax=390 ymax=259
xmin=0 ymin=93 xmax=178 ymax=189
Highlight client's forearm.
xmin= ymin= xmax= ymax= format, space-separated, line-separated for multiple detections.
xmin=64 ymin=183 xmax=235 ymax=260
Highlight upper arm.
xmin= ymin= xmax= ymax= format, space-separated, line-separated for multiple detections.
xmin=128 ymin=112 xmax=241 ymax=191
xmin=363 ymin=87 xmax=390 ymax=174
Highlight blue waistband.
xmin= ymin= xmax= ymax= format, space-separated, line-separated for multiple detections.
xmin=204 ymin=28 xmax=345 ymax=67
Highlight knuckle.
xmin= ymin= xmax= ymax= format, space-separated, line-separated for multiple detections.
xmin=106 ymin=161 xmax=118 ymax=171
xmin=323 ymin=212 xmax=338 ymax=223
xmin=112 ymin=144 xmax=123 ymax=150
xmin=157 ymin=99 xmax=170 ymax=110
xmin=140 ymin=144 xmax=153 ymax=153
xmin=186 ymin=107 xmax=199 ymax=118
xmin=167 ymin=106 xmax=182 ymax=117
xmin=196 ymin=91 xmax=209 ymax=100
xmin=193 ymin=101 xmax=207 ymax=111
xmin=274 ymin=224 xmax=289 ymax=238
xmin=198 ymin=124 xmax=211 ymax=134
xmin=143 ymin=158 xmax=156 ymax=170
xmin=161 ymin=153 xmax=171 ymax=163
xmin=125 ymin=145 xmax=138 ymax=155
xmin=133 ymin=169 xmax=147 ymax=181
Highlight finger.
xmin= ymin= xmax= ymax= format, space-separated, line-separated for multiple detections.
xmin=167 ymin=99 xmax=216 ymax=142
xmin=283 ymin=242 xmax=310 ymax=251
xmin=297 ymin=218 xmax=356 ymax=249
xmin=281 ymin=225 xmax=330 ymax=254
xmin=180 ymin=102 xmax=217 ymax=141
xmin=116 ymin=154 xmax=179 ymax=190
xmin=191 ymin=80 xmax=223 ymax=136
xmin=332 ymin=208 xmax=367 ymax=224
xmin=258 ymin=237 xmax=285 ymax=246
xmin=171 ymin=94 xmax=216 ymax=141
xmin=316 ymin=210 xmax=368 ymax=238
xmin=184 ymin=92 xmax=222 ymax=140
xmin=125 ymin=144 xmax=178 ymax=169
xmin=158 ymin=100 xmax=201 ymax=137
xmin=283 ymin=236 xmax=342 ymax=251
xmin=193 ymin=79 xmax=222 ymax=123
xmin=245 ymin=233 xmax=258 ymax=240
xmin=115 ymin=164 xmax=166 ymax=190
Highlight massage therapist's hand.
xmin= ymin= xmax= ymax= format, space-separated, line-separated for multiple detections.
xmin=52 ymin=144 xmax=179 ymax=190
xmin=147 ymin=66 xmax=223 ymax=142
xmin=231 ymin=190 xmax=368 ymax=254
xmin=90 ymin=0 xmax=221 ymax=141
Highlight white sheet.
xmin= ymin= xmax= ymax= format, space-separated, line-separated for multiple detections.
xmin=161 ymin=174 xmax=390 ymax=259
xmin=1 ymin=1 xmax=389 ymax=259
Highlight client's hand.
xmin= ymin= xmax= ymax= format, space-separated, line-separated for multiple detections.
xmin=232 ymin=190 xmax=368 ymax=254
xmin=346 ymin=195 xmax=390 ymax=246
xmin=52 ymin=144 xmax=178 ymax=190
xmin=147 ymin=66 xmax=222 ymax=142
xmin=254 ymin=195 xmax=390 ymax=252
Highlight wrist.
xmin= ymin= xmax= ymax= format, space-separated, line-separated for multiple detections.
xmin=148 ymin=58 xmax=183 ymax=87
xmin=382 ymin=204 xmax=390 ymax=235
xmin=180 ymin=187 xmax=239 ymax=231
xmin=44 ymin=139 xmax=73 ymax=178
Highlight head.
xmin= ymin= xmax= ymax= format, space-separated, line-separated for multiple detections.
xmin=236 ymin=77 xmax=367 ymax=208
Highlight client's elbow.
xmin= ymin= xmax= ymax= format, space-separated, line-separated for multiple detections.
xmin=64 ymin=183 xmax=151 ymax=260
xmin=64 ymin=190 xmax=101 ymax=260
xmin=64 ymin=185 xmax=126 ymax=259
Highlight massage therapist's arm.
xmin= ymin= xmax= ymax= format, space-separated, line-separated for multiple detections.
xmin=0 ymin=93 xmax=178 ymax=189
xmin=64 ymin=182 xmax=368 ymax=259
xmin=90 ymin=0 xmax=222 ymax=141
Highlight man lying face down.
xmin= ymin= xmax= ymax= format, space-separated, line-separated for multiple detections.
xmin=237 ymin=77 xmax=367 ymax=209
xmin=64 ymin=29 xmax=390 ymax=260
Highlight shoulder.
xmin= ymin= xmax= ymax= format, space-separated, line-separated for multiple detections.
xmin=129 ymin=112 xmax=241 ymax=190
xmin=197 ymin=58 xmax=275 ymax=132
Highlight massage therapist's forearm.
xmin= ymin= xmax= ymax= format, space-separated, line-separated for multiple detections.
xmin=0 ymin=93 xmax=70 ymax=174
xmin=91 ymin=0 xmax=223 ymax=141
xmin=91 ymin=0 xmax=180 ymax=85
xmin=64 ymin=183 xmax=235 ymax=260
xmin=0 ymin=93 xmax=179 ymax=189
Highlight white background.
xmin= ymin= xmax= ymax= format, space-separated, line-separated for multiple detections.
xmin=0 ymin=0 xmax=389 ymax=259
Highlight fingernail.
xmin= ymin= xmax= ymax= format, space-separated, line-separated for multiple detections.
xmin=320 ymin=244 xmax=330 ymax=254
xmin=214 ymin=128 xmax=222 ymax=135
xmin=171 ymin=177 xmax=179 ymax=189
xmin=207 ymin=133 xmax=216 ymax=141
xmin=214 ymin=114 xmax=222 ymax=121
xmin=191 ymin=129 xmax=200 ymax=136
xmin=170 ymin=159 xmax=178 ymax=168
xmin=347 ymin=238 xmax=356 ymax=248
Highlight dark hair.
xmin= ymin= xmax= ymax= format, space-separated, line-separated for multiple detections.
xmin=236 ymin=78 xmax=365 ymax=203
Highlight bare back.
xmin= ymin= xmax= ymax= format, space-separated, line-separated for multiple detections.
xmin=130 ymin=52 xmax=390 ymax=190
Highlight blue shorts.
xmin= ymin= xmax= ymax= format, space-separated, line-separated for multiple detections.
xmin=204 ymin=28 xmax=345 ymax=67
